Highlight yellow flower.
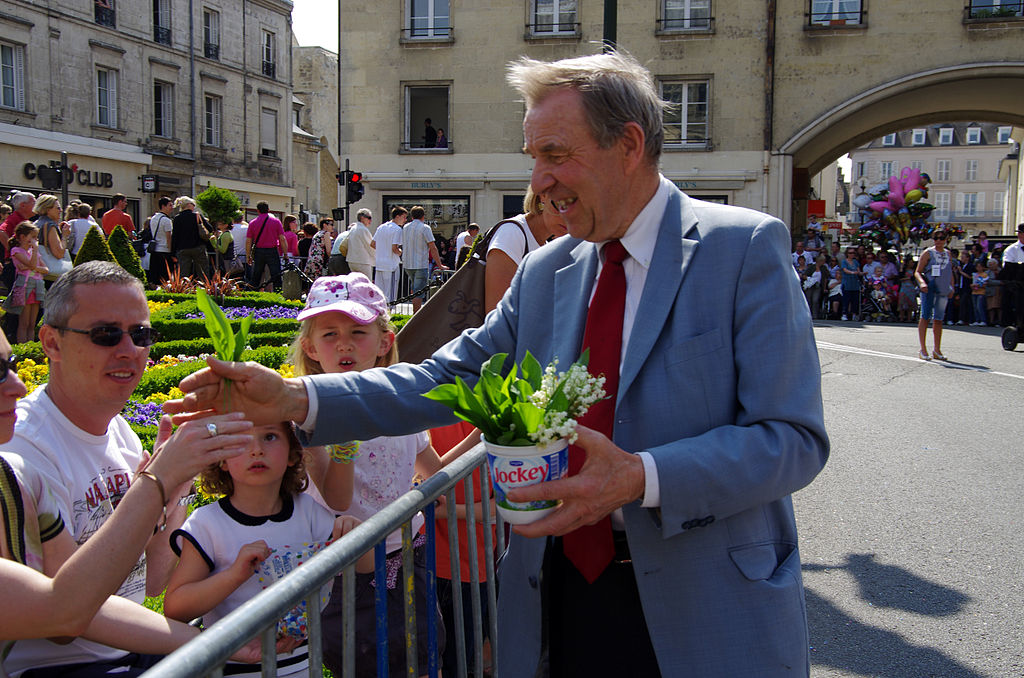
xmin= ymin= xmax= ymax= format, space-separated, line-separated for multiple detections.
xmin=147 ymin=300 xmax=175 ymax=315
xmin=16 ymin=358 xmax=50 ymax=395
xmin=145 ymin=387 xmax=184 ymax=404
xmin=277 ymin=363 xmax=295 ymax=379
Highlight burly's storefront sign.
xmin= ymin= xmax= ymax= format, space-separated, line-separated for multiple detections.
xmin=23 ymin=162 xmax=114 ymax=188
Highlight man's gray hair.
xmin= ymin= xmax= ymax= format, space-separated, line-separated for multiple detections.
xmin=10 ymin=191 xmax=35 ymax=210
xmin=44 ymin=261 xmax=145 ymax=328
xmin=357 ymin=208 xmax=373 ymax=221
xmin=506 ymin=50 xmax=668 ymax=164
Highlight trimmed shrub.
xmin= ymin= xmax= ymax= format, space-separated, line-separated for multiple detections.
xmin=73 ymin=225 xmax=115 ymax=266
xmin=108 ymin=225 xmax=146 ymax=282
xmin=196 ymin=184 xmax=242 ymax=228
xmin=149 ymin=332 xmax=297 ymax=360
xmin=134 ymin=345 xmax=289 ymax=398
xmin=153 ymin=317 xmax=298 ymax=341
xmin=12 ymin=340 xmax=44 ymax=363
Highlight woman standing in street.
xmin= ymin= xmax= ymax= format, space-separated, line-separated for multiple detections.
xmin=915 ymin=229 xmax=954 ymax=361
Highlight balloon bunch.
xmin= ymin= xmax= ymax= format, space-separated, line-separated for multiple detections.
xmin=852 ymin=167 xmax=939 ymax=247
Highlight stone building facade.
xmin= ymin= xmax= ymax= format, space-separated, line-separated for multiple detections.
xmin=291 ymin=43 xmax=341 ymax=222
xmin=0 ymin=0 xmax=294 ymax=225
xmin=327 ymin=0 xmax=1024 ymax=238
xmin=848 ymin=123 xmax=1016 ymax=240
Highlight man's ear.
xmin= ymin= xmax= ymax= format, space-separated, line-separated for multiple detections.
xmin=38 ymin=325 xmax=62 ymax=364
xmin=619 ymin=121 xmax=648 ymax=175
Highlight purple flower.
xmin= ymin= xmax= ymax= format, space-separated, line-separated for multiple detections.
xmin=122 ymin=401 xmax=164 ymax=427
xmin=184 ymin=305 xmax=300 ymax=321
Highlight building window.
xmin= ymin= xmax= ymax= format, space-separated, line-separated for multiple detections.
xmin=855 ymin=161 xmax=865 ymax=179
xmin=964 ymin=159 xmax=978 ymax=181
xmin=153 ymin=0 xmax=171 ymax=44
xmin=960 ymin=192 xmax=978 ymax=217
xmin=408 ymin=0 xmax=450 ymax=39
xmin=204 ymin=94 xmax=221 ymax=146
xmin=936 ymin=159 xmax=950 ymax=182
xmin=530 ymin=0 xmax=578 ymax=35
xmin=660 ymin=0 xmax=711 ymax=30
xmin=809 ymin=0 xmax=862 ymax=25
xmin=153 ymin=82 xmax=173 ymax=137
xmin=661 ymin=80 xmax=710 ymax=149
xmin=879 ymin=161 xmax=895 ymax=180
xmin=994 ymin=191 xmax=1005 ymax=217
xmin=911 ymin=129 xmax=926 ymax=146
xmin=96 ymin=68 xmax=118 ymax=128
xmin=939 ymin=127 xmax=953 ymax=145
xmin=262 ymin=31 xmax=276 ymax=78
xmin=910 ymin=160 xmax=923 ymax=171
xmin=0 ymin=41 xmax=26 ymax=111
xmin=934 ymin=192 xmax=950 ymax=218
xmin=404 ymin=84 xmax=450 ymax=151
xmin=882 ymin=133 xmax=896 ymax=146
xmin=966 ymin=127 xmax=981 ymax=144
xmin=203 ymin=9 xmax=220 ymax=59
xmin=998 ymin=126 xmax=1012 ymax=143
xmin=260 ymin=108 xmax=277 ymax=157
xmin=95 ymin=0 xmax=117 ymax=28
xmin=967 ymin=0 xmax=1024 ymax=18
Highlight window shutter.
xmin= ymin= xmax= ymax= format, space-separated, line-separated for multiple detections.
xmin=261 ymin=108 xmax=276 ymax=153
xmin=955 ymin=193 xmax=964 ymax=215
xmin=14 ymin=44 xmax=25 ymax=110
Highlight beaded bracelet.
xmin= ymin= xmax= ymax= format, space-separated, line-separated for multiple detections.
xmin=135 ymin=470 xmax=168 ymax=531
xmin=327 ymin=441 xmax=361 ymax=464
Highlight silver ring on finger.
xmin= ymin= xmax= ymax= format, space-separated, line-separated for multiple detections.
xmin=206 ymin=422 xmax=219 ymax=438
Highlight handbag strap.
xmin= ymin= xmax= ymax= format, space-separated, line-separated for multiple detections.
xmin=476 ymin=218 xmax=528 ymax=263
xmin=251 ymin=214 xmax=271 ymax=248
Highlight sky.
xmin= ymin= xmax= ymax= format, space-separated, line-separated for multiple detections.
xmin=292 ymin=0 xmax=339 ymax=51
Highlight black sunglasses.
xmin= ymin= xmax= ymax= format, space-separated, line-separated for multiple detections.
xmin=50 ymin=325 xmax=161 ymax=347
xmin=0 ymin=354 xmax=18 ymax=383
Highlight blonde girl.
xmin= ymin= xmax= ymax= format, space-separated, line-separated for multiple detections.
xmin=288 ymin=272 xmax=443 ymax=678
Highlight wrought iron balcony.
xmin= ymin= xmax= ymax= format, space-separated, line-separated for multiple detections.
xmin=154 ymin=25 xmax=171 ymax=45
xmin=204 ymin=42 xmax=219 ymax=59
xmin=94 ymin=4 xmax=116 ymax=28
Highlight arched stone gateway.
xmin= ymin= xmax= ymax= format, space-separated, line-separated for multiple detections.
xmin=773 ymin=62 xmax=1024 ymax=228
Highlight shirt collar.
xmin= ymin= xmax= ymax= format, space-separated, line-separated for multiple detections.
xmin=613 ymin=174 xmax=674 ymax=269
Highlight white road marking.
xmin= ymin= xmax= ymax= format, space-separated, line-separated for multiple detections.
xmin=816 ymin=341 xmax=1024 ymax=381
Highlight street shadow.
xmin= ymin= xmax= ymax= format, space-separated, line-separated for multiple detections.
xmin=933 ymin=358 xmax=990 ymax=370
xmin=804 ymin=553 xmax=969 ymax=616
xmin=804 ymin=554 xmax=981 ymax=677
xmin=805 ymin=588 xmax=986 ymax=678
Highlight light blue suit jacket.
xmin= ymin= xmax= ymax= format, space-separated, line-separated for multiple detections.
xmin=304 ymin=188 xmax=829 ymax=677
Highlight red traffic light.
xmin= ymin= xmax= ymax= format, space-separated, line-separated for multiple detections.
xmin=349 ymin=171 xmax=362 ymax=183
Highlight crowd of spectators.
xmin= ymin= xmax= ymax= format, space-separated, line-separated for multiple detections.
xmin=793 ymin=227 xmax=1018 ymax=327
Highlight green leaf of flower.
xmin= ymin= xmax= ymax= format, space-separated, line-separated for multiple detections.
xmin=233 ymin=314 xmax=254 ymax=362
xmin=521 ymin=351 xmax=543 ymax=389
xmin=511 ymin=401 xmax=545 ymax=437
xmin=196 ymin=289 xmax=234 ymax=361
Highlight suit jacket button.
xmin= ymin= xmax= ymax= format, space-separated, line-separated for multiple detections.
xmin=528 ymin=575 xmax=538 ymax=589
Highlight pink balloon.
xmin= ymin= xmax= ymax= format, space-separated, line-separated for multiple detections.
xmin=901 ymin=168 xmax=922 ymax=195
xmin=869 ymin=201 xmax=890 ymax=214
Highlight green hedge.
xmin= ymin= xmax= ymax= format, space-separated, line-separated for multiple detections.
xmin=147 ymin=290 xmax=304 ymax=309
xmin=153 ymin=318 xmax=299 ymax=341
xmin=149 ymin=332 xmax=296 ymax=360
xmin=135 ymin=345 xmax=289 ymax=398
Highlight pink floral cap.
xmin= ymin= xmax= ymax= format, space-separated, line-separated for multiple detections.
xmin=296 ymin=273 xmax=388 ymax=324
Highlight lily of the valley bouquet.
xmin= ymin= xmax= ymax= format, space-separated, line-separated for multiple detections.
xmin=423 ymin=351 xmax=605 ymax=523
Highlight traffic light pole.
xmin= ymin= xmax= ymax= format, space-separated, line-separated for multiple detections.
xmin=344 ymin=158 xmax=350 ymax=227
xmin=61 ymin=151 xmax=69 ymax=209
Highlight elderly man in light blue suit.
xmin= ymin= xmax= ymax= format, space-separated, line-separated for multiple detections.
xmin=174 ymin=51 xmax=828 ymax=677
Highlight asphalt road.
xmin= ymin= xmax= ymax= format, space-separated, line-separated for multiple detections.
xmin=799 ymin=320 xmax=1024 ymax=678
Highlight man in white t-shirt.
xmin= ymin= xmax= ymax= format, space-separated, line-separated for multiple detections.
xmin=401 ymin=206 xmax=446 ymax=312
xmin=230 ymin=211 xmax=249 ymax=279
xmin=371 ymin=206 xmax=406 ymax=301
xmin=346 ymin=208 xmax=376 ymax=280
xmin=147 ymin=197 xmax=175 ymax=285
xmin=454 ymin=223 xmax=480 ymax=262
xmin=0 ymin=262 xmax=186 ymax=677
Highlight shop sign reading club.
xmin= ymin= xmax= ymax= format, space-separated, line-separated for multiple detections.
xmin=23 ymin=162 xmax=114 ymax=188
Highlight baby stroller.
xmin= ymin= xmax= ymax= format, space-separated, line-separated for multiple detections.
xmin=861 ymin=281 xmax=898 ymax=322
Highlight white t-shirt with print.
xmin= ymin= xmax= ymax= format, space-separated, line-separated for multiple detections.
xmin=171 ymin=494 xmax=336 ymax=677
xmin=2 ymin=386 xmax=147 ymax=676
xmin=316 ymin=432 xmax=430 ymax=554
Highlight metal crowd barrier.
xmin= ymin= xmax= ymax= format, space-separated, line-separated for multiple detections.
xmin=143 ymin=443 xmax=504 ymax=678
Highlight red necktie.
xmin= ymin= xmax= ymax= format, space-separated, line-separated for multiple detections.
xmin=564 ymin=240 xmax=628 ymax=583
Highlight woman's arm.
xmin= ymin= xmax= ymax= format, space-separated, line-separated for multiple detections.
xmin=914 ymin=250 xmax=931 ymax=289
xmin=164 ymin=539 xmax=270 ymax=623
xmin=485 ymin=249 xmax=518 ymax=312
xmin=47 ymin=223 xmax=67 ymax=259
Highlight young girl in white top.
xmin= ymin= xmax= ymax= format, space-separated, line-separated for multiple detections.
xmin=288 ymin=272 xmax=444 ymax=678
xmin=165 ymin=422 xmax=358 ymax=677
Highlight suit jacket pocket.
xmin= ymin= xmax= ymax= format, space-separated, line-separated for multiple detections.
xmin=729 ymin=541 xmax=796 ymax=582
xmin=665 ymin=328 xmax=723 ymax=366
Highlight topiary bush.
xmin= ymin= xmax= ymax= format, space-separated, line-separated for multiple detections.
xmin=153 ymin=318 xmax=298 ymax=342
xmin=149 ymin=332 xmax=297 ymax=360
xmin=107 ymin=225 xmax=146 ymax=282
xmin=196 ymin=184 xmax=242 ymax=228
xmin=73 ymin=225 xmax=115 ymax=266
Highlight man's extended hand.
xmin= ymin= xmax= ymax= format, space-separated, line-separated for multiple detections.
xmin=507 ymin=426 xmax=645 ymax=538
xmin=162 ymin=357 xmax=309 ymax=427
